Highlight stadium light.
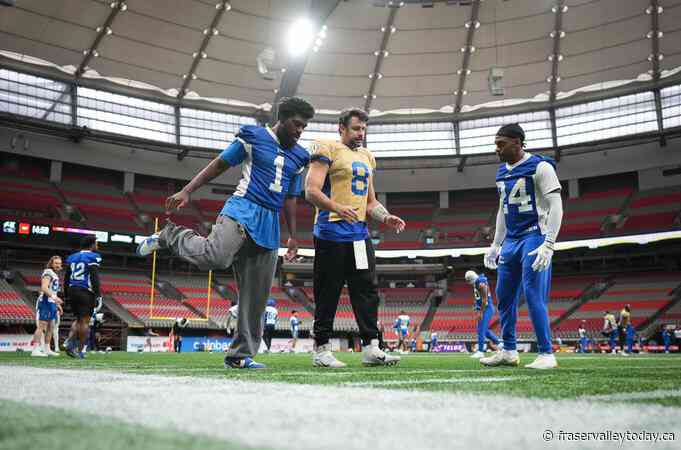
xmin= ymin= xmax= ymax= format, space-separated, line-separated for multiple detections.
xmin=287 ymin=18 xmax=316 ymax=57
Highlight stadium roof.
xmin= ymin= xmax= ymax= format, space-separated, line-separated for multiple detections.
xmin=1 ymin=0 xmax=681 ymax=118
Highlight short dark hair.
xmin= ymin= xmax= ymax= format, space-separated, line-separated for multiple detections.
xmin=496 ymin=123 xmax=526 ymax=147
xmin=339 ymin=108 xmax=369 ymax=128
xmin=291 ymin=310 xmax=297 ymax=314
xmin=80 ymin=235 xmax=97 ymax=249
xmin=278 ymin=96 xmax=315 ymax=122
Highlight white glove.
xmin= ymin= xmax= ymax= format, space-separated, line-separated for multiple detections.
xmin=483 ymin=244 xmax=501 ymax=270
xmin=529 ymin=242 xmax=554 ymax=272
xmin=94 ymin=296 xmax=103 ymax=313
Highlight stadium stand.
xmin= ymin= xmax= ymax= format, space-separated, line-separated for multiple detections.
xmin=59 ymin=165 xmax=144 ymax=234
xmin=161 ymin=273 xmax=230 ymax=326
xmin=0 ymin=278 xmax=33 ymax=322
xmin=101 ymin=272 xmax=203 ymax=323
xmin=557 ymin=272 xmax=681 ymax=338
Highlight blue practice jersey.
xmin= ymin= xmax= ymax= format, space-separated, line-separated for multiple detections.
xmin=397 ymin=314 xmax=410 ymax=330
xmin=219 ymin=125 xmax=310 ymax=250
xmin=65 ymin=250 xmax=102 ymax=293
xmin=290 ymin=316 xmax=300 ymax=332
xmin=264 ymin=306 xmax=278 ymax=326
xmin=473 ymin=274 xmax=493 ymax=311
xmin=495 ymin=154 xmax=558 ymax=240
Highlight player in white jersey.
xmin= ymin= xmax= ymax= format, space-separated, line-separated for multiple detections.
xmin=396 ymin=311 xmax=411 ymax=353
xmin=263 ymin=298 xmax=278 ymax=352
xmin=226 ymin=301 xmax=238 ymax=337
xmin=481 ymin=123 xmax=563 ymax=370
xmin=31 ymin=256 xmax=63 ymax=357
xmin=578 ymin=320 xmax=588 ymax=353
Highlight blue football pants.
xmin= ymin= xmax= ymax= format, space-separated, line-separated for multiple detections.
xmin=496 ymin=233 xmax=553 ymax=354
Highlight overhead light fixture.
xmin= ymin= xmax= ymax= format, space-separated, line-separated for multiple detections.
xmin=287 ymin=18 xmax=316 ymax=57
xmin=645 ymin=6 xmax=663 ymax=14
xmin=646 ymin=31 xmax=663 ymax=39
xmin=256 ymin=47 xmax=276 ymax=80
xmin=363 ymin=94 xmax=377 ymax=99
xmin=549 ymin=30 xmax=565 ymax=39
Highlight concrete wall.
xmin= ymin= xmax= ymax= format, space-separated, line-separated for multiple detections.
xmin=638 ymin=165 xmax=681 ymax=191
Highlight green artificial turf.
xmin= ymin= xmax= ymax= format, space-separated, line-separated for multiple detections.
xmin=0 ymin=399 xmax=266 ymax=450
xmin=2 ymin=351 xmax=680 ymax=405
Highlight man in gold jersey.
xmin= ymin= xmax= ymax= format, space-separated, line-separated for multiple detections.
xmin=305 ymin=108 xmax=406 ymax=368
xmin=618 ymin=304 xmax=634 ymax=356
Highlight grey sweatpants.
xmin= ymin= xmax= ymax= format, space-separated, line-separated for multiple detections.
xmin=160 ymin=216 xmax=277 ymax=359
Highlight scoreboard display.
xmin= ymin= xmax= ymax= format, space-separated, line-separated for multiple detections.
xmin=1 ymin=219 xmax=146 ymax=250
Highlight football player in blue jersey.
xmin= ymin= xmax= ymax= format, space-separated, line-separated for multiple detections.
xmin=306 ymin=108 xmax=404 ymax=368
xmin=465 ymin=270 xmax=500 ymax=358
xmin=662 ymin=325 xmax=672 ymax=354
xmin=137 ymin=97 xmax=315 ymax=369
xmin=480 ymin=123 xmax=563 ymax=370
xmin=63 ymin=236 xmax=102 ymax=359
xmin=289 ymin=310 xmax=301 ymax=352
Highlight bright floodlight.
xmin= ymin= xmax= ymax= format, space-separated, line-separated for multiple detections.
xmin=287 ymin=18 xmax=315 ymax=57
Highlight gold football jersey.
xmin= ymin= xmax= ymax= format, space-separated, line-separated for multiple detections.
xmin=310 ymin=139 xmax=376 ymax=224
xmin=619 ymin=309 xmax=631 ymax=328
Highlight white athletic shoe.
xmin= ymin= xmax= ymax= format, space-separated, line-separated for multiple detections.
xmin=470 ymin=351 xmax=485 ymax=359
xmin=480 ymin=350 xmax=519 ymax=367
xmin=362 ymin=339 xmax=400 ymax=366
xmin=45 ymin=349 xmax=60 ymax=356
xmin=620 ymin=352 xmax=629 ymax=357
xmin=524 ymin=353 xmax=558 ymax=370
xmin=136 ymin=233 xmax=161 ymax=257
xmin=31 ymin=348 xmax=48 ymax=357
xmin=312 ymin=344 xmax=347 ymax=368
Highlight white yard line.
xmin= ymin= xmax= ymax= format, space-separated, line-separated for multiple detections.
xmin=1 ymin=365 xmax=678 ymax=450
xmin=344 ymin=376 xmax=529 ymax=386
xmin=582 ymin=390 xmax=681 ymax=401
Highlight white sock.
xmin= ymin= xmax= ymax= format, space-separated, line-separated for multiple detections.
xmin=40 ymin=335 xmax=47 ymax=353
xmin=53 ymin=324 xmax=59 ymax=350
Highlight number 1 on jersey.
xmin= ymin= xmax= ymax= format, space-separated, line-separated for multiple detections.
xmin=269 ymin=155 xmax=284 ymax=193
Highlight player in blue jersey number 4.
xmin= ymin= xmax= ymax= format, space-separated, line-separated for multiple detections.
xmin=136 ymin=97 xmax=315 ymax=370
xmin=480 ymin=123 xmax=564 ymax=370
